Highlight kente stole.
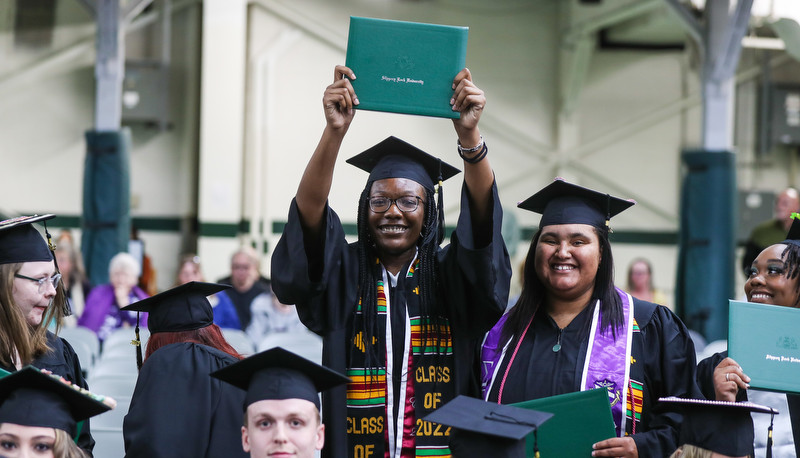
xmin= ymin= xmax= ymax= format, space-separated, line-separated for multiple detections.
xmin=481 ymin=288 xmax=634 ymax=436
xmin=347 ymin=257 xmax=455 ymax=458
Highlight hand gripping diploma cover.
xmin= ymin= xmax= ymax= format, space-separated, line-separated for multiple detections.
xmin=345 ymin=16 xmax=468 ymax=119
xmin=728 ymin=300 xmax=800 ymax=394
xmin=512 ymin=388 xmax=617 ymax=457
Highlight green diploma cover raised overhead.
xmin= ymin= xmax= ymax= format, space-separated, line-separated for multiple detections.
xmin=344 ymin=16 xmax=468 ymax=119
xmin=512 ymin=388 xmax=617 ymax=457
xmin=728 ymin=300 xmax=800 ymax=394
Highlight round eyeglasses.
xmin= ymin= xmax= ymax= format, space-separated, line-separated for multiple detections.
xmin=368 ymin=196 xmax=422 ymax=213
xmin=15 ymin=273 xmax=62 ymax=293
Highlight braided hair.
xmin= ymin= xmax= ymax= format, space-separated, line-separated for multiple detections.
xmin=780 ymin=243 xmax=800 ymax=308
xmin=355 ymin=181 xmax=445 ymax=371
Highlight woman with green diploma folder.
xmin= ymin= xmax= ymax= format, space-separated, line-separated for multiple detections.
xmin=696 ymin=216 xmax=800 ymax=457
xmin=481 ymin=179 xmax=699 ymax=458
xmin=270 ymin=65 xmax=511 ymax=458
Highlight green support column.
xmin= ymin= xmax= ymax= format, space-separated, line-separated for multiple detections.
xmin=82 ymin=129 xmax=131 ymax=286
xmin=676 ymin=150 xmax=737 ymax=341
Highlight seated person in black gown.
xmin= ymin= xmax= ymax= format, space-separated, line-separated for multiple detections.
xmin=270 ymin=65 xmax=511 ymax=457
xmin=696 ymin=216 xmax=800 ymax=457
xmin=212 ymin=347 xmax=350 ymax=458
xmin=0 ymin=215 xmax=93 ymax=454
xmin=0 ymin=366 xmax=113 ymax=458
xmin=481 ymin=179 xmax=699 ymax=458
xmin=122 ymin=282 xmax=249 ymax=458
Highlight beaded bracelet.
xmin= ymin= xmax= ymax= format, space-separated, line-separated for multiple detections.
xmin=457 ymin=135 xmax=484 ymax=154
xmin=458 ymin=142 xmax=488 ymax=164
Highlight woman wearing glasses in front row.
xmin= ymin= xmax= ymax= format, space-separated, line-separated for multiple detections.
xmin=696 ymin=217 xmax=800 ymax=457
xmin=0 ymin=215 xmax=94 ymax=455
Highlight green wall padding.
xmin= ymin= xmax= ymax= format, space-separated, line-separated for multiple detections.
xmin=676 ymin=150 xmax=737 ymax=342
xmin=81 ymin=129 xmax=131 ymax=286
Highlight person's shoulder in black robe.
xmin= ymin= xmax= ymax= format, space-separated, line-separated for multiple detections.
xmin=123 ymin=342 xmax=248 ymax=458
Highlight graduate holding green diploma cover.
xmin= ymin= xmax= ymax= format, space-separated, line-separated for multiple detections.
xmin=345 ymin=16 xmax=469 ymax=118
xmin=696 ymin=214 xmax=800 ymax=456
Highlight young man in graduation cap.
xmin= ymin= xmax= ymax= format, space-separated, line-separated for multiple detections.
xmin=0 ymin=366 xmax=113 ymax=458
xmin=481 ymin=179 xmax=699 ymax=457
xmin=122 ymin=282 xmax=248 ymax=458
xmin=211 ymin=347 xmax=350 ymax=458
xmin=0 ymin=214 xmax=94 ymax=454
xmin=270 ymin=65 xmax=511 ymax=457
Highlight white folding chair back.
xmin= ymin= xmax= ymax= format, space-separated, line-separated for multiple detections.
xmin=257 ymin=330 xmax=323 ymax=364
xmin=87 ymin=374 xmax=138 ymax=399
xmin=92 ymin=396 xmax=131 ymax=429
xmin=103 ymin=327 xmax=149 ymax=351
xmin=698 ymin=339 xmax=728 ymax=362
xmin=59 ymin=326 xmax=100 ymax=368
xmin=91 ymin=429 xmax=125 ymax=458
xmin=92 ymin=357 xmax=140 ymax=378
xmin=68 ymin=340 xmax=95 ymax=377
xmin=222 ymin=328 xmax=256 ymax=356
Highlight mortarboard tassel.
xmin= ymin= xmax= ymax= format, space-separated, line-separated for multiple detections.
xmin=533 ymin=427 xmax=540 ymax=458
xmin=133 ymin=312 xmax=143 ymax=371
xmin=604 ymin=194 xmax=613 ymax=233
xmin=436 ymin=159 xmax=445 ymax=246
xmin=766 ymin=412 xmax=774 ymax=458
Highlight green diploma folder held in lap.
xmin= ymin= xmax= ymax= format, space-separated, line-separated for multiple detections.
xmin=728 ymin=299 xmax=800 ymax=394
xmin=344 ymin=16 xmax=468 ymax=119
xmin=512 ymin=388 xmax=617 ymax=457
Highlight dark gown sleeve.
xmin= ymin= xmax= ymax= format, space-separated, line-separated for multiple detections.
xmin=271 ymin=199 xmax=356 ymax=458
xmin=123 ymin=343 xmax=248 ymax=458
xmin=437 ymin=181 xmax=510 ymax=339
xmin=33 ymin=333 xmax=95 ymax=455
xmin=630 ymin=301 xmax=700 ymax=458
xmin=271 ymin=198 xmax=356 ymax=336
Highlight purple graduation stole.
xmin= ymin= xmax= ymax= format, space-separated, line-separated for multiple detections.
xmin=581 ymin=287 xmax=634 ymax=436
xmin=480 ymin=288 xmax=634 ymax=437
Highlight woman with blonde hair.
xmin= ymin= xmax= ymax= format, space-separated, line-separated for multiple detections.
xmin=0 ymin=366 xmax=113 ymax=458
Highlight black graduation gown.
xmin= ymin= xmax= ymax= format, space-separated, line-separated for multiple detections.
xmin=123 ymin=342 xmax=248 ymax=458
xmin=0 ymin=332 xmax=95 ymax=455
xmin=271 ymin=182 xmax=511 ymax=458
xmin=486 ymin=299 xmax=698 ymax=458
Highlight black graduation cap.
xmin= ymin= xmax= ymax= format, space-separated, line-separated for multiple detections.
xmin=782 ymin=212 xmax=800 ymax=247
xmin=346 ymin=136 xmax=460 ymax=192
xmin=424 ymin=395 xmax=553 ymax=458
xmin=0 ymin=214 xmax=55 ymax=265
xmin=659 ymin=396 xmax=778 ymax=457
xmin=517 ymin=178 xmax=635 ymax=230
xmin=210 ymin=347 xmax=350 ymax=411
xmin=0 ymin=366 xmax=112 ymax=437
xmin=123 ymin=281 xmax=229 ymax=334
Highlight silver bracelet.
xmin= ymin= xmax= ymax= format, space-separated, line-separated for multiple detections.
xmin=457 ymin=135 xmax=484 ymax=154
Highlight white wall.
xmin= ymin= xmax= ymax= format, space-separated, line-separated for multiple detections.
xmin=2 ymin=0 xmax=800 ymax=301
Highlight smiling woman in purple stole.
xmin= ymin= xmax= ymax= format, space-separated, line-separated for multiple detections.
xmin=270 ymin=65 xmax=511 ymax=458
xmin=481 ymin=179 xmax=699 ymax=458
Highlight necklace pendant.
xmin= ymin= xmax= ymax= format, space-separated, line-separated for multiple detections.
xmin=552 ymin=343 xmax=561 ymax=352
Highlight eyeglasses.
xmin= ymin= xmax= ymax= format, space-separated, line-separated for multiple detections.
xmin=368 ymin=196 xmax=422 ymax=213
xmin=15 ymin=273 xmax=62 ymax=293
